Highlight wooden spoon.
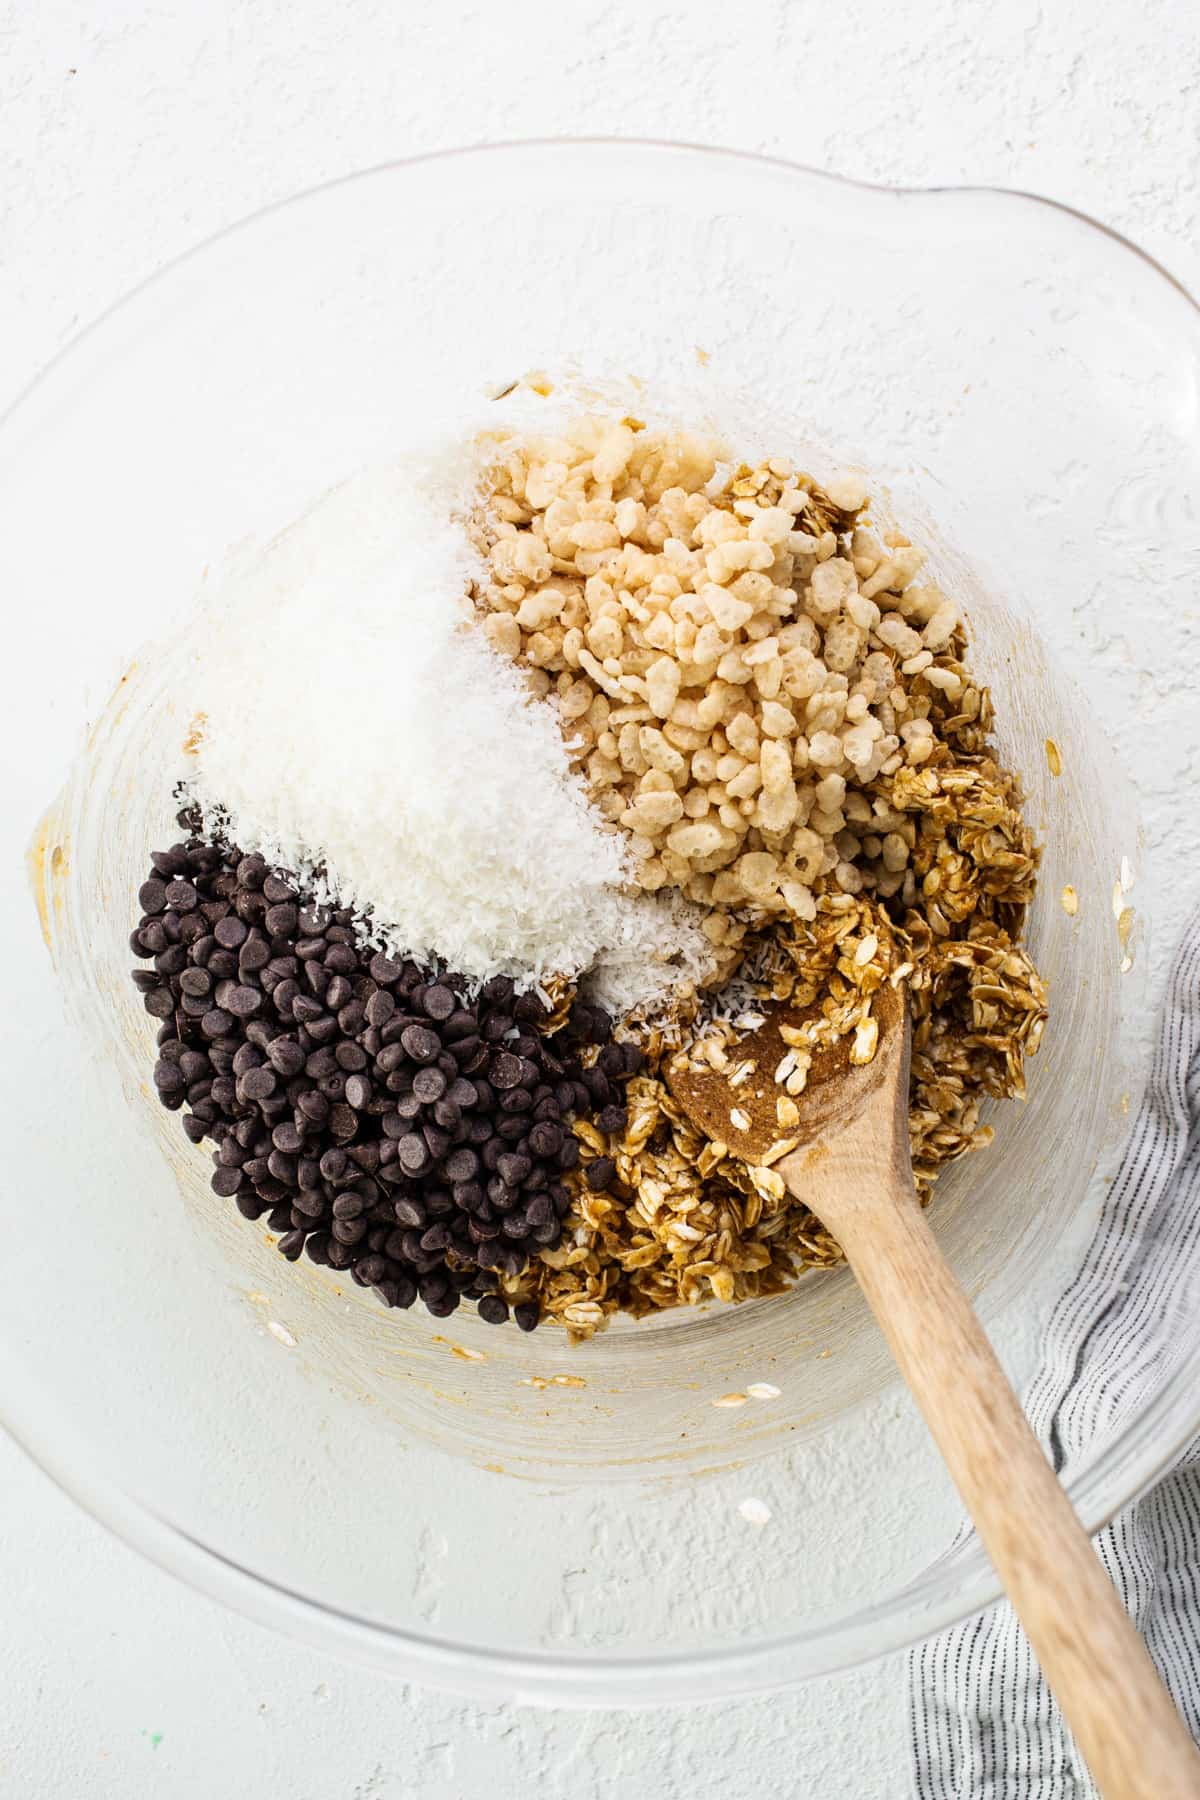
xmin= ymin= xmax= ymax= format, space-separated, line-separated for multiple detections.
xmin=667 ymin=984 xmax=1200 ymax=1799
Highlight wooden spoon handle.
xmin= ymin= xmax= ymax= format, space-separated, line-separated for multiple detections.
xmin=833 ymin=1182 xmax=1200 ymax=1799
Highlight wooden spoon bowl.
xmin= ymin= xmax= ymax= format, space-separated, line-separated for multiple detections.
xmin=668 ymin=978 xmax=908 ymax=1167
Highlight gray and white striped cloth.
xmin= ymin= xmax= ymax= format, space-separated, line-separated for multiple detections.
xmin=909 ymin=913 xmax=1200 ymax=1798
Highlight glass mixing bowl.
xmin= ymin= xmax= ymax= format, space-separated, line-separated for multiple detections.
xmin=2 ymin=141 xmax=1198 ymax=1705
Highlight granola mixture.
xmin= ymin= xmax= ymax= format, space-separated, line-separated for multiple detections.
xmin=471 ymin=416 xmax=1048 ymax=1336
xmin=137 ymin=408 xmax=1047 ymax=1338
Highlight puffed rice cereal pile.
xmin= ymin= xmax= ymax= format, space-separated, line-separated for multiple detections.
xmin=466 ymin=413 xmax=1047 ymax=1337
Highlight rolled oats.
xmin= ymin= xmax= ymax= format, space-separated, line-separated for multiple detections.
xmin=472 ymin=420 xmax=1047 ymax=1336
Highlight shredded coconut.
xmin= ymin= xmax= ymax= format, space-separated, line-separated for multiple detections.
xmin=185 ymin=461 xmax=713 ymax=1013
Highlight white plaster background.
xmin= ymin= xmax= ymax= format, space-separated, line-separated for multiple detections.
xmin=2 ymin=3 xmax=1199 ymax=1796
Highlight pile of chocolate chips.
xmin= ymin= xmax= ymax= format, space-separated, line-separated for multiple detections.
xmin=129 ymin=813 xmax=640 ymax=1327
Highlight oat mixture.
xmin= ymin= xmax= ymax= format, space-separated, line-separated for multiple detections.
xmin=471 ymin=416 xmax=1047 ymax=1335
xmin=133 ymin=407 xmax=1047 ymax=1337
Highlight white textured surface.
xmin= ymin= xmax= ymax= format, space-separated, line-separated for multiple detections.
xmin=2 ymin=4 xmax=1199 ymax=1796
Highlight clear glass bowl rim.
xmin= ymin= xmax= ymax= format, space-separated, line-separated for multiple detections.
xmin=3 ymin=135 xmax=1198 ymax=1706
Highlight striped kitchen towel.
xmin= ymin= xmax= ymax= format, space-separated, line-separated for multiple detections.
xmin=910 ymin=914 xmax=1200 ymax=1798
